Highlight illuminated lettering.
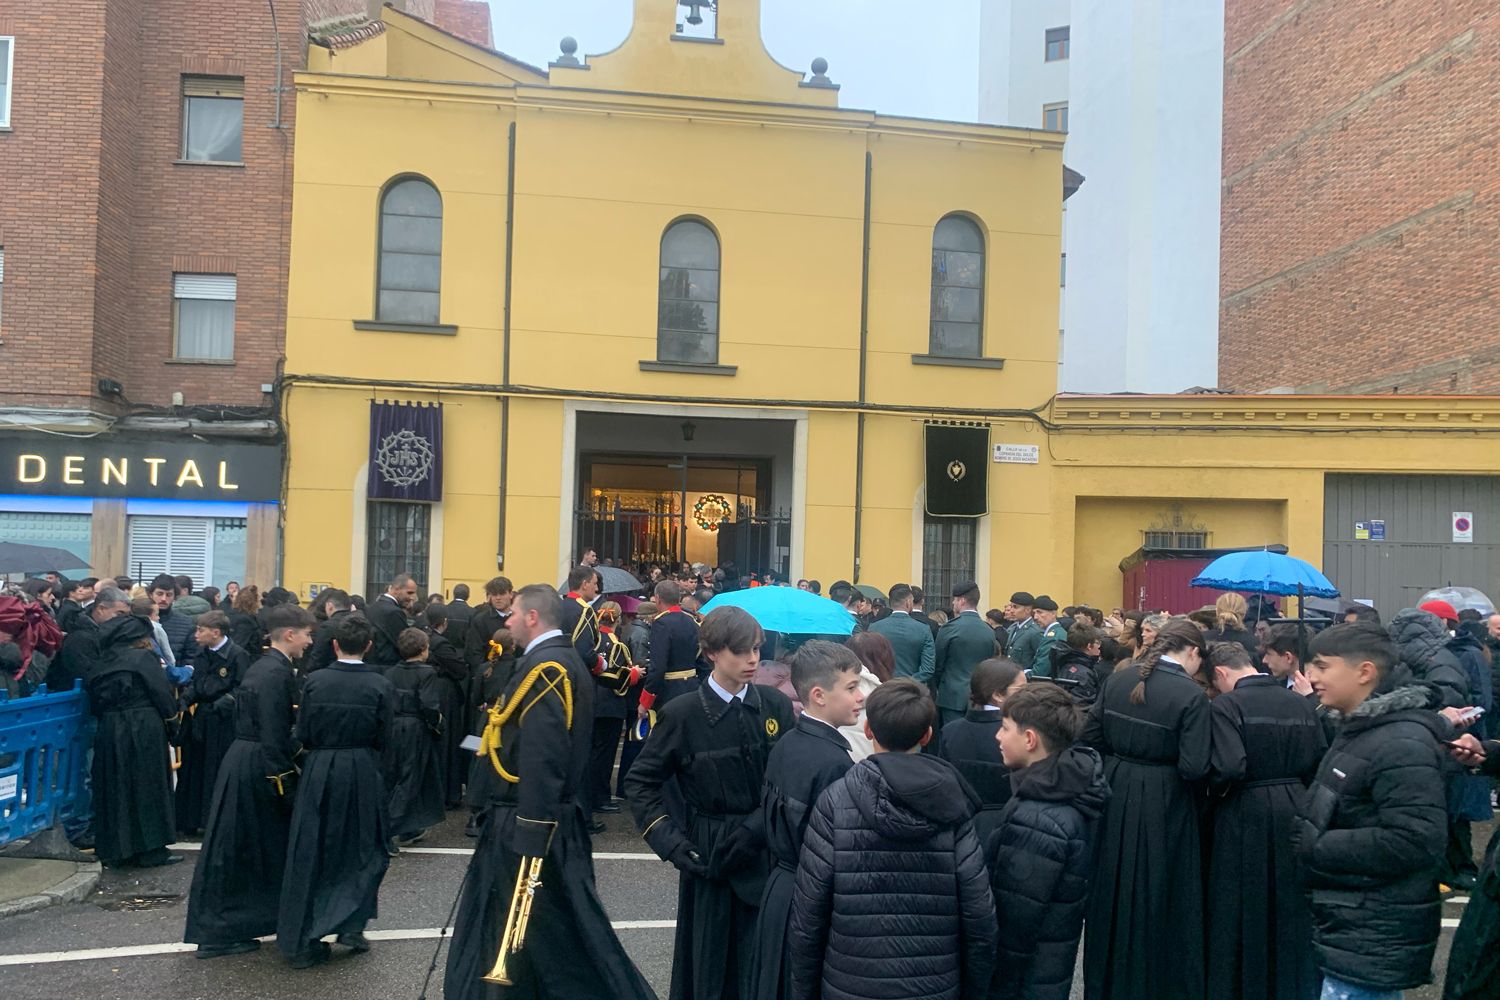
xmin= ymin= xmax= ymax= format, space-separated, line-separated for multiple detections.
xmin=62 ymin=456 xmax=85 ymax=485
xmin=144 ymin=457 xmax=166 ymax=485
xmin=176 ymin=460 xmax=204 ymax=488
xmin=217 ymin=462 xmax=239 ymax=491
xmin=102 ymin=457 xmax=127 ymax=485
xmin=18 ymin=455 xmax=45 ymax=483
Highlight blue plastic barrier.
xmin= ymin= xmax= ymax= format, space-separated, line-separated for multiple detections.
xmin=0 ymin=682 xmax=89 ymax=848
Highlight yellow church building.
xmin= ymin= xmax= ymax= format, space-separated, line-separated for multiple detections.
xmin=280 ymin=1 xmax=1500 ymax=615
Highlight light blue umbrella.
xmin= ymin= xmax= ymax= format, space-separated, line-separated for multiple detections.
xmin=1190 ymin=550 xmax=1340 ymax=599
xmin=700 ymin=587 xmax=855 ymax=636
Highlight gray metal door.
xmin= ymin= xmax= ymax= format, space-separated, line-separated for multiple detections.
xmin=1324 ymin=474 xmax=1500 ymax=614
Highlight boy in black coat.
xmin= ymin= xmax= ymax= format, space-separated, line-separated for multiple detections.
xmin=749 ymin=640 xmax=863 ymax=1000
xmin=626 ymin=606 xmax=795 ymax=1000
xmin=788 ymin=678 xmax=996 ymax=1000
xmin=989 ymin=682 xmax=1110 ymax=1000
xmin=1294 ymin=622 xmax=1450 ymax=998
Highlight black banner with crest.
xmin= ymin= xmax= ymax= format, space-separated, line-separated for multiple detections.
xmin=924 ymin=424 xmax=988 ymax=517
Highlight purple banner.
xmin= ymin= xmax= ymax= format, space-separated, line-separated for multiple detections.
xmin=368 ymin=401 xmax=442 ymax=502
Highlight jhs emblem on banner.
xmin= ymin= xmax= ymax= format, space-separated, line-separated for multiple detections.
xmin=376 ymin=430 xmax=434 ymax=487
xmin=368 ymin=401 xmax=443 ymax=501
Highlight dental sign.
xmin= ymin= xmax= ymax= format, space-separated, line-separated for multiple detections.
xmin=0 ymin=438 xmax=281 ymax=502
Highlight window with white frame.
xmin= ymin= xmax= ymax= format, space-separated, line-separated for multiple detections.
xmin=173 ymin=273 xmax=237 ymax=360
xmin=0 ymin=247 xmax=6 ymax=337
xmin=181 ymin=76 xmax=243 ymax=162
xmin=0 ymin=37 xmax=12 ymax=128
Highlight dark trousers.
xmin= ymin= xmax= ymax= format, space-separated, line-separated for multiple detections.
xmin=588 ymin=717 xmax=625 ymax=812
xmin=1448 ymin=817 xmax=1478 ymax=881
xmin=616 ymin=735 xmax=643 ymax=799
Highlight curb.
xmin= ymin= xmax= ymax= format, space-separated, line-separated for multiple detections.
xmin=0 ymin=862 xmax=102 ymax=920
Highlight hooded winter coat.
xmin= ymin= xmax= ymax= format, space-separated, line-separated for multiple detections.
xmin=1292 ymin=683 xmax=1450 ymax=992
xmin=1388 ymin=609 xmax=1470 ymax=709
xmin=987 ymin=745 xmax=1111 ymax=1000
xmin=788 ymin=752 xmax=998 ymax=1000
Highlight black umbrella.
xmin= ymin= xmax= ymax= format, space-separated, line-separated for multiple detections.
xmin=558 ymin=566 xmax=644 ymax=596
xmin=0 ymin=541 xmax=91 ymax=575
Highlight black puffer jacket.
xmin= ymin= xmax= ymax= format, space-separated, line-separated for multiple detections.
xmin=1389 ymin=609 xmax=1469 ymax=709
xmin=1292 ymin=683 xmax=1450 ymax=991
xmin=789 ymin=752 xmax=997 ymax=1000
xmin=987 ymin=745 xmax=1110 ymax=1000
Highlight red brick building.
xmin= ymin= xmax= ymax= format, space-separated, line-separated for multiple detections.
xmin=1220 ymin=0 xmax=1500 ymax=394
xmin=0 ymin=0 xmax=490 ymax=586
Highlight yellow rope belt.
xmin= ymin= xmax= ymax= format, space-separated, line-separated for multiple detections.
xmin=477 ymin=661 xmax=574 ymax=784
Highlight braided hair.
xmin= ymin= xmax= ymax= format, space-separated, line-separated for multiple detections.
xmin=1130 ymin=617 xmax=1207 ymax=705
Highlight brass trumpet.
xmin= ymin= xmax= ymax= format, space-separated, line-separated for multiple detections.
xmin=483 ymin=856 xmax=545 ymax=985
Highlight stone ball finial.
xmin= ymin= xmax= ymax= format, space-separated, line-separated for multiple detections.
xmin=811 ymin=57 xmax=828 ymax=76
xmin=553 ymin=36 xmax=582 ymax=67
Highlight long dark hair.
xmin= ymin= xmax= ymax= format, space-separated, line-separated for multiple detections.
xmin=1130 ymin=618 xmax=1206 ymax=705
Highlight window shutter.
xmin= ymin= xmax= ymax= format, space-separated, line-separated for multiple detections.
xmin=127 ymin=517 xmax=213 ymax=584
xmin=182 ymin=76 xmax=244 ymax=98
xmin=174 ymin=274 xmax=236 ymax=300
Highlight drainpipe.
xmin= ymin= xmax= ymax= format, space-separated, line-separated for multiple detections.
xmin=497 ymin=121 xmax=516 ymax=569
xmin=852 ymin=151 xmax=872 ymax=583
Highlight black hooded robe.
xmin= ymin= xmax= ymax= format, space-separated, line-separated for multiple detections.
xmin=184 ymin=648 xmax=299 ymax=945
xmin=175 ymin=638 xmax=253 ymax=835
xmin=936 ymin=708 xmax=1012 ymax=843
xmin=276 ymin=661 xmax=395 ymax=955
xmin=380 ymin=659 xmax=446 ymax=839
xmin=425 ymin=627 xmax=470 ymax=807
xmin=1206 ymin=674 xmax=1326 ymax=1000
xmin=1081 ymin=659 xmax=1212 ymax=1000
xmin=749 ymin=715 xmax=854 ymax=1000
xmin=87 ymin=616 xmax=178 ymax=865
xmin=625 ymin=682 xmax=796 ymax=1000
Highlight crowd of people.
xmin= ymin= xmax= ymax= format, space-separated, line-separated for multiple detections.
xmin=3 ymin=557 xmax=1499 ymax=1000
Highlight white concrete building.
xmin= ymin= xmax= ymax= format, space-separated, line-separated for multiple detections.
xmin=978 ymin=0 xmax=1222 ymax=393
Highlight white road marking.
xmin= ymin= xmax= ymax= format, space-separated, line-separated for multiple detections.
xmin=168 ymin=843 xmax=663 ymax=862
xmin=0 ymin=922 xmax=679 ymax=967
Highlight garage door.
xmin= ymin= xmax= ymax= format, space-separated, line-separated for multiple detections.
xmin=1324 ymin=474 xmax=1500 ymax=615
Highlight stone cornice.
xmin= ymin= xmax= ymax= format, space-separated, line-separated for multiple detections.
xmin=1049 ymin=394 xmax=1500 ymax=433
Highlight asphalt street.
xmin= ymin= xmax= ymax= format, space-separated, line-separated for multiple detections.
xmin=0 ymin=808 xmax=1483 ymax=1000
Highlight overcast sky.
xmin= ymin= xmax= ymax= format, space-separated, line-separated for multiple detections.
xmin=486 ymin=0 xmax=982 ymax=121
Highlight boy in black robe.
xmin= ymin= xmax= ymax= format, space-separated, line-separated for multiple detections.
xmin=88 ymin=613 xmax=181 ymax=868
xmin=748 ymin=640 xmax=862 ymax=1000
xmin=276 ymin=613 xmax=395 ymax=968
xmin=626 ymin=606 xmax=796 ymax=1000
xmin=185 ymin=605 xmax=313 ymax=957
xmin=175 ymin=610 xmax=253 ymax=835
xmin=1205 ymin=641 xmax=1325 ymax=1000
xmin=380 ymin=627 xmax=445 ymax=846
xmin=445 ymin=584 xmax=655 ymax=1000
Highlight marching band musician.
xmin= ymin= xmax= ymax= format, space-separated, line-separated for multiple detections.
xmin=446 ymin=584 xmax=655 ymax=1000
xmin=639 ymin=580 xmax=701 ymax=717
xmin=560 ymin=565 xmax=604 ymax=673
xmin=589 ymin=601 xmax=643 ymax=822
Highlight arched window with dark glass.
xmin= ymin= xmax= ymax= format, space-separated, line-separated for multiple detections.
xmin=657 ymin=219 xmax=720 ymax=364
xmin=377 ymin=176 xmax=443 ymax=325
xmin=930 ymin=214 xmax=985 ymax=358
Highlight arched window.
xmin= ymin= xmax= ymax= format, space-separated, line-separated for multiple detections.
xmin=930 ymin=214 xmax=985 ymax=357
xmin=377 ymin=176 xmax=443 ymax=325
xmin=657 ymin=219 xmax=720 ymax=364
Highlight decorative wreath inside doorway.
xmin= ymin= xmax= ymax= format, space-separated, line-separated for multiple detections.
xmin=693 ymin=493 xmax=733 ymax=532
